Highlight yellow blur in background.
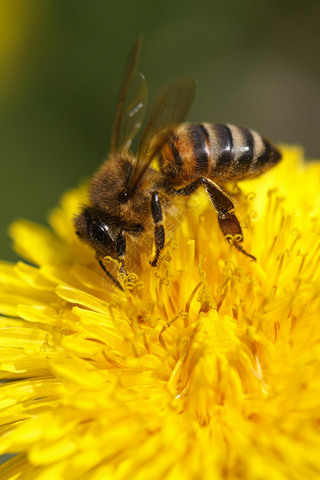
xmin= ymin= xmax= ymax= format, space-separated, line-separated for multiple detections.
xmin=0 ymin=1 xmax=46 ymax=99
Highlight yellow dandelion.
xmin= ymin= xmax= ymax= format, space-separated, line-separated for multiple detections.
xmin=0 ymin=146 xmax=320 ymax=480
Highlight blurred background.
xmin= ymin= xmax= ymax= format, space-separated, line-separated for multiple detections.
xmin=1 ymin=0 xmax=320 ymax=261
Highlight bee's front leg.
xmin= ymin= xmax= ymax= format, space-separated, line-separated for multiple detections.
xmin=150 ymin=192 xmax=165 ymax=267
xmin=116 ymin=229 xmax=128 ymax=275
xmin=97 ymin=257 xmax=124 ymax=291
xmin=95 ymin=230 xmax=127 ymax=290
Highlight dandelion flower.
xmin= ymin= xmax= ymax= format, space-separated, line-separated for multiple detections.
xmin=0 ymin=146 xmax=320 ymax=480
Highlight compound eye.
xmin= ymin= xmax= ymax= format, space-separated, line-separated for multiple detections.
xmin=119 ymin=189 xmax=130 ymax=203
xmin=93 ymin=222 xmax=114 ymax=247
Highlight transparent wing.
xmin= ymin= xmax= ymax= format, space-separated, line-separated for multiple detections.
xmin=120 ymin=72 xmax=148 ymax=151
xmin=127 ymin=78 xmax=196 ymax=191
xmin=110 ymin=36 xmax=148 ymax=153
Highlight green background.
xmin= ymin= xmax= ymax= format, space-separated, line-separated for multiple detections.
xmin=1 ymin=0 xmax=320 ymax=262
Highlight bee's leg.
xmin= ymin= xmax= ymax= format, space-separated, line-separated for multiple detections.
xmin=174 ymin=178 xmax=203 ymax=196
xmin=175 ymin=178 xmax=256 ymax=261
xmin=205 ymin=180 xmax=256 ymax=261
xmin=116 ymin=229 xmax=128 ymax=274
xmin=97 ymin=257 xmax=124 ymax=291
xmin=97 ymin=230 xmax=131 ymax=290
xmin=150 ymin=192 xmax=165 ymax=267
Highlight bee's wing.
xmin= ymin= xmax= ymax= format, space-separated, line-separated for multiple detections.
xmin=127 ymin=78 xmax=196 ymax=192
xmin=110 ymin=36 xmax=148 ymax=153
xmin=119 ymin=72 xmax=148 ymax=152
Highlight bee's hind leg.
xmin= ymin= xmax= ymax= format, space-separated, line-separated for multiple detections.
xmin=175 ymin=177 xmax=256 ymax=261
xmin=150 ymin=192 xmax=165 ymax=266
xmin=204 ymin=179 xmax=256 ymax=261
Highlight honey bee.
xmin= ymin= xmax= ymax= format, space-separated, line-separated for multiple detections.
xmin=75 ymin=38 xmax=282 ymax=290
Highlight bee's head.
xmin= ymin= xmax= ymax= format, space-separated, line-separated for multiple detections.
xmin=74 ymin=206 xmax=118 ymax=258
xmin=89 ymin=152 xmax=135 ymax=214
xmin=118 ymin=187 xmax=131 ymax=204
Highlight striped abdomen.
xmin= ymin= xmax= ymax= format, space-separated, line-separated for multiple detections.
xmin=159 ymin=123 xmax=282 ymax=184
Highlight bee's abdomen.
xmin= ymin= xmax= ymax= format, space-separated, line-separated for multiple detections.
xmin=204 ymin=122 xmax=281 ymax=180
xmin=160 ymin=123 xmax=281 ymax=183
xmin=160 ymin=124 xmax=211 ymax=183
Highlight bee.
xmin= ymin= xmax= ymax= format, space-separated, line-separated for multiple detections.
xmin=75 ymin=38 xmax=282 ymax=290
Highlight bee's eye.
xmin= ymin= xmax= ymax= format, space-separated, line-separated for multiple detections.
xmin=119 ymin=190 xmax=130 ymax=203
